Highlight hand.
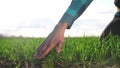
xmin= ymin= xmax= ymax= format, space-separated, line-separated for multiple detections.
xmin=34 ymin=23 xmax=67 ymax=60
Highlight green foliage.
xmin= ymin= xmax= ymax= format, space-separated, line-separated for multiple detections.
xmin=0 ymin=35 xmax=120 ymax=67
xmin=0 ymin=37 xmax=44 ymax=67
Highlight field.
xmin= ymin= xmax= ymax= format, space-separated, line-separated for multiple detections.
xmin=0 ymin=35 xmax=120 ymax=68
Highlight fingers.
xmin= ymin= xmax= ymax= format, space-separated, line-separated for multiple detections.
xmin=34 ymin=40 xmax=57 ymax=60
xmin=34 ymin=41 xmax=63 ymax=60
xmin=34 ymin=40 xmax=48 ymax=58
xmin=36 ymin=38 xmax=49 ymax=51
xmin=56 ymin=42 xmax=63 ymax=54
xmin=34 ymin=40 xmax=49 ymax=59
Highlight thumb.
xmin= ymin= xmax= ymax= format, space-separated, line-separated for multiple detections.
xmin=56 ymin=42 xmax=63 ymax=54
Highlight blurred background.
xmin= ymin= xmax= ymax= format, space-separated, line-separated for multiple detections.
xmin=0 ymin=0 xmax=116 ymax=37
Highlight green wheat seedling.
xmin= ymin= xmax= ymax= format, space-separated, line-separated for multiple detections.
xmin=0 ymin=35 xmax=119 ymax=68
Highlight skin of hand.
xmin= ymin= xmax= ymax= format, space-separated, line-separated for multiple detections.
xmin=34 ymin=23 xmax=67 ymax=60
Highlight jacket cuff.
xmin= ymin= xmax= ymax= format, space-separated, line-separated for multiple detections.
xmin=59 ymin=12 xmax=75 ymax=29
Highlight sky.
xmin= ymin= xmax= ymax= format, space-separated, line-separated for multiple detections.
xmin=0 ymin=0 xmax=116 ymax=37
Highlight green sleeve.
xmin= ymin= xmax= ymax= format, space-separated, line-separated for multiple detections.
xmin=59 ymin=0 xmax=93 ymax=29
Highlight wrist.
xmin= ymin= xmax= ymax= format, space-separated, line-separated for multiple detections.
xmin=55 ymin=23 xmax=67 ymax=31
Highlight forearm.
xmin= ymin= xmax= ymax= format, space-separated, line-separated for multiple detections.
xmin=59 ymin=0 xmax=93 ymax=29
